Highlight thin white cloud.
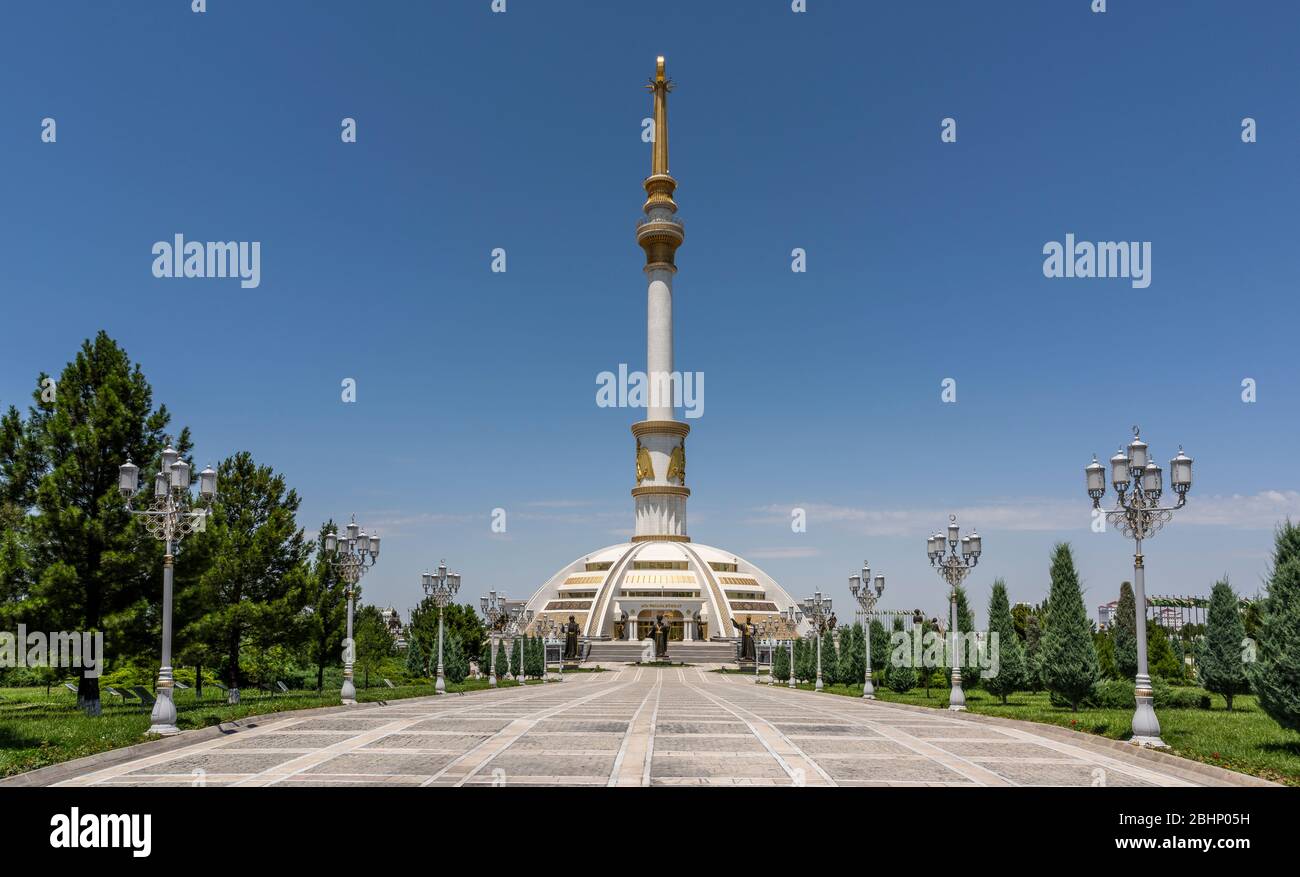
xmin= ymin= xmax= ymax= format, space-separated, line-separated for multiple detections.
xmin=750 ymin=490 xmax=1300 ymax=536
xmin=743 ymin=546 xmax=822 ymax=559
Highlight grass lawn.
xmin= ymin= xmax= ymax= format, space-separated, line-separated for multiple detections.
xmin=778 ymin=679 xmax=1300 ymax=786
xmin=0 ymin=676 xmax=541 ymax=778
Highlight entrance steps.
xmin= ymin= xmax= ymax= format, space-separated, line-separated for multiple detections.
xmin=585 ymin=640 xmax=738 ymax=665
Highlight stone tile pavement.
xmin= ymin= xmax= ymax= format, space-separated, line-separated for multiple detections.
xmin=32 ymin=666 xmax=1266 ymax=787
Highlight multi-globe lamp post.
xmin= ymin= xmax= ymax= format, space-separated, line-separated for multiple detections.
xmin=848 ymin=562 xmax=886 ymax=699
xmin=421 ymin=561 xmax=461 ymax=695
xmin=782 ymin=606 xmax=800 ymax=689
xmin=800 ymin=591 xmax=832 ymax=692
xmin=756 ymin=617 xmax=781 ymax=683
xmin=118 ymin=446 xmax=217 ymax=733
xmin=1087 ymin=427 xmax=1192 ymax=748
xmin=534 ymin=616 xmax=556 ymax=681
xmin=480 ymin=590 xmax=507 ymax=687
xmin=927 ymin=515 xmax=981 ymax=711
xmin=324 ymin=517 xmax=381 ymax=705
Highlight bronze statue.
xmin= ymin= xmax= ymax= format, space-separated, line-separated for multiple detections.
xmin=694 ymin=610 xmax=706 ymax=640
xmin=614 ymin=611 xmax=627 ymax=640
xmin=653 ymin=615 xmax=669 ymax=658
xmin=563 ymin=615 xmax=580 ymax=660
xmin=732 ymin=615 xmax=756 ymax=662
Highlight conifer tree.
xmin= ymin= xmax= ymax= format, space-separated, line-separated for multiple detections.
xmin=772 ymin=641 xmax=790 ymax=682
xmin=869 ymin=618 xmax=888 ymax=672
xmin=886 ymin=617 xmax=916 ymax=693
xmin=495 ymin=636 xmax=510 ymax=680
xmin=1199 ymin=578 xmax=1249 ymax=710
xmin=1024 ymin=614 xmax=1043 ymax=692
xmin=1147 ymin=620 xmax=1183 ymax=682
xmin=821 ymin=628 xmax=840 ymax=685
xmin=983 ymin=579 xmax=1026 ymax=704
xmin=1039 ymin=543 xmax=1099 ymax=711
xmin=1247 ymin=521 xmax=1300 ymax=732
xmin=0 ymin=333 xmax=178 ymax=715
xmin=443 ymin=630 xmax=468 ymax=684
xmin=1112 ymin=581 xmax=1138 ymax=680
xmin=406 ymin=634 xmax=426 ymax=678
xmin=954 ymin=584 xmax=980 ymax=690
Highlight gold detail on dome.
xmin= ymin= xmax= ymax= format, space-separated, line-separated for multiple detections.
xmin=636 ymin=440 xmax=654 ymax=482
xmin=631 ymin=534 xmax=692 ymax=543
xmin=667 ymin=445 xmax=685 ymax=482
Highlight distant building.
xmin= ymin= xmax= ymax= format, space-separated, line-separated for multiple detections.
xmin=1097 ymin=601 xmax=1118 ymax=630
xmin=381 ymin=607 xmax=407 ymax=650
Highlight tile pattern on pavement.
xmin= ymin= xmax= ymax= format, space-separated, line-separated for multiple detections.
xmin=49 ymin=667 xmax=1209 ymax=787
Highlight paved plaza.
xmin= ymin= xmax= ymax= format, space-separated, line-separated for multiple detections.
xmin=37 ymin=667 xmax=1259 ymax=787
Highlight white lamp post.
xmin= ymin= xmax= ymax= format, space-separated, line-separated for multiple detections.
xmin=422 ymin=561 xmax=461 ymax=694
xmin=849 ymin=562 xmax=886 ymax=699
xmin=119 ymin=447 xmax=217 ymax=734
xmin=927 ymin=515 xmax=981 ymax=711
xmin=481 ymin=591 xmax=506 ymax=687
xmin=1087 ymin=427 xmax=1192 ymax=748
xmin=800 ymin=592 xmax=831 ymax=692
xmin=783 ymin=606 xmax=800 ymax=688
xmin=324 ymin=516 xmax=380 ymax=705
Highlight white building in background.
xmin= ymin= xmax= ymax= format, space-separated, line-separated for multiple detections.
xmin=521 ymin=58 xmax=803 ymax=646
xmin=381 ymin=607 xmax=406 ymax=650
xmin=1098 ymin=601 xmax=1118 ymax=630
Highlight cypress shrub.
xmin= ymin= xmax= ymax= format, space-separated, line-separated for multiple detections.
xmin=1198 ymin=578 xmax=1249 ymax=710
xmin=1039 ymin=543 xmax=1100 ymax=711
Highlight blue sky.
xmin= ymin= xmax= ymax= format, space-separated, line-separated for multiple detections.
xmin=3 ymin=1 xmax=1298 ymax=625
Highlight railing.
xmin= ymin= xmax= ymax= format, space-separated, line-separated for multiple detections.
xmin=636 ymin=215 xmax=684 ymax=231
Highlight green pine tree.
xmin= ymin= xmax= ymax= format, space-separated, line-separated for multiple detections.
xmin=772 ymin=641 xmax=790 ymax=682
xmin=495 ymin=637 xmax=510 ymax=680
xmin=178 ymin=451 xmax=310 ymax=700
xmin=0 ymin=332 xmax=179 ymax=715
xmin=837 ymin=622 xmax=864 ymax=687
xmin=406 ymin=634 xmax=426 ymax=678
xmin=821 ymin=628 xmax=840 ymax=684
xmin=353 ymin=603 xmax=393 ymax=690
xmin=886 ymin=617 xmax=916 ymax=693
xmin=983 ymin=579 xmax=1026 ymax=704
xmin=1095 ymin=630 xmax=1118 ymax=680
xmin=1147 ymin=620 xmax=1183 ymax=682
xmin=1247 ymin=521 xmax=1300 ymax=732
xmin=1039 ymin=543 xmax=1099 ymax=711
xmin=443 ymin=630 xmax=469 ymax=684
xmin=869 ymin=618 xmax=888 ymax=672
xmin=1024 ymin=614 xmax=1043 ymax=692
xmin=1112 ymin=581 xmax=1138 ymax=680
xmin=1198 ymin=578 xmax=1248 ymax=710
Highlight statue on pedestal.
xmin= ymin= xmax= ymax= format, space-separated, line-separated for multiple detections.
xmin=563 ymin=615 xmax=580 ymax=660
xmin=732 ymin=616 xmax=756 ymax=662
xmin=614 ymin=611 xmax=627 ymax=640
xmin=653 ymin=615 xmax=670 ymax=658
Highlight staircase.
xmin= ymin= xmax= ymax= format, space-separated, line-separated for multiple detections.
xmin=584 ymin=640 xmax=738 ymax=665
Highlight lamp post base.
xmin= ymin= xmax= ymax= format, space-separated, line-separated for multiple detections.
xmin=148 ymin=690 xmax=180 ymax=736
xmin=949 ymin=673 xmax=966 ymax=711
xmin=489 ymin=673 xmax=497 ymax=687
xmin=1131 ymin=692 xmax=1166 ymax=747
xmin=340 ymin=678 xmax=356 ymax=706
xmin=863 ymin=677 xmax=875 ymax=699
xmin=435 ymin=670 xmax=446 ymax=694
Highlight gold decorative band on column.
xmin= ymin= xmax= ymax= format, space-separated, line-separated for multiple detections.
xmin=164 ymin=555 xmax=174 ymax=566
xmin=631 ymin=485 xmax=690 ymax=498
xmin=642 ymin=261 xmax=677 ymax=274
xmin=1135 ymin=554 xmax=1144 ymax=568
xmin=631 ymin=420 xmax=690 ymax=439
xmin=156 ymin=680 xmax=173 ymax=690
xmin=1135 ymin=686 xmax=1153 ymax=698
xmin=631 ymin=534 xmax=692 ymax=543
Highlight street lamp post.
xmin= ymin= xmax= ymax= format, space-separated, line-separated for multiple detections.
xmin=1087 ymin=427 xmax=1193 ymax=748
xmin=849 ymin=562 xmax=886 ymax=699
xmin=757 ymin=618 xmax=780 ymax=684
xmin=119 ymin=446 xmax=217 ymax=734
xmin=800 ymin=592 xmax=832 ymax=692
xmin=507 ymin=606 xmax=533 ymax=683
xmin=421 ymin=561 xmax=461 ymax=695
xmin=480 ymin=591 xmax=506 ymax=687
xmin=534 ymin=616 xmax=557 ymax=681
xmin=927 ymin=515 xmax=981 ymax=711
xmin=783 ymin=606 xmax=800 ymax=689
xmin=324 ymin=516 xmax=381 ymax=705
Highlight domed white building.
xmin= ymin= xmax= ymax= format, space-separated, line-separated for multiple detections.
xmin=522 ymin=58 xmax=804 ymax=650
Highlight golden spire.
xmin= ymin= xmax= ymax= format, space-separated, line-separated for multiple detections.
xmin=637 ymin=56 xmax=684 ymax=266
xmin=649 ymin=55 xmax=671 ymax=176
